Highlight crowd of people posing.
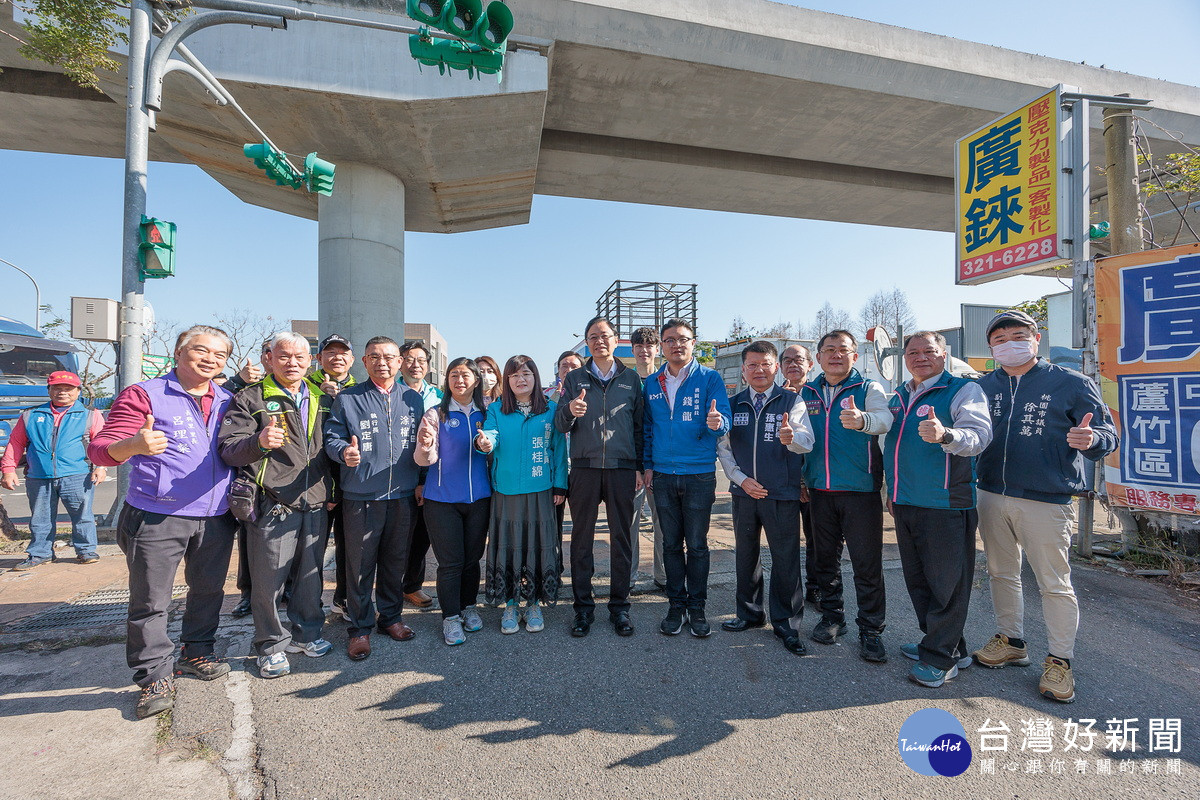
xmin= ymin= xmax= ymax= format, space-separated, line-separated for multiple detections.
xmin=11 ymin=310 xmax=1116 ymax=721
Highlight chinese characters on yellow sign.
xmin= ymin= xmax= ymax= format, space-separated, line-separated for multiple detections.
xmin=1097 ymin=244 xmax=1200 ymax=516
xmin=956 ymin=87 xmax=1067 ymax=284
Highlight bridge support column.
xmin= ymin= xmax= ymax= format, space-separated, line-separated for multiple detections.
xmin=317 ymin=163 xmax=406 ymax=379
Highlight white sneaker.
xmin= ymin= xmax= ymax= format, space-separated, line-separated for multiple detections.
xmin=443 ymin=616 xmax=466 ymax=646
xmin=330 ymin=600 xmax=351 ymax=622
xmin=285 ymin=638 xmax=332 ymax=658
xmin=257 ymin=652 xmax=291 ymax=678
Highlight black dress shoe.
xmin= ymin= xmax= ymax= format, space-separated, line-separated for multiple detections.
xmin=231 ymin=597 xmax=252 ymax=618
xmin=611 ymin=612 xmax=634 ymax=637
xmin=571 ymin=612 xmax=592 ymax=637
xmin=720 ymin=617 xmax=765 ymax=633
xmin=782 ymin=635 xmax=807 ymax=656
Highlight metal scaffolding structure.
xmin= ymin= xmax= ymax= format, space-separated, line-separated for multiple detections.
xmin=595 ymin=281 xmax=698 ymax=337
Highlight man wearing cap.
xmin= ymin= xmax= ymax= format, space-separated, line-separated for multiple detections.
xmin=88 ymin=325 xmax=237 ymax=719
xmin=972 ymin=310 xmax=1117 ymax=704
xmin=311 ymin=334 xmax=357 ymax=621
xmin=2 ymin=371 xmax=106 ymax=569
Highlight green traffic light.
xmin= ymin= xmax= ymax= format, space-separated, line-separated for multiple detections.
xmin=304 ymin=153 xmax=336 ymax=196
xmin=477 ymin=1 xmax=512 ymax=51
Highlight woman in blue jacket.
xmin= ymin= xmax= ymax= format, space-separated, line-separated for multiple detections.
xmin=415 ymin=358 xmax=492 ymax=646
xmin=475 ymin=355 xmax=568 ymax=634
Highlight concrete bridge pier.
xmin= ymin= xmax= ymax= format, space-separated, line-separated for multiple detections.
xmin=317 ymin=162 xmax=406 ymax=378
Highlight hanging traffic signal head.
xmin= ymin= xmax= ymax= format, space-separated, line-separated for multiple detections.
xmin=304 ymin=153 xmax=336 ymax=196
xmin=243 ymin=142 xmax=303 ymax=190
xmin=476 ymin=1 xmax=512 ymax=51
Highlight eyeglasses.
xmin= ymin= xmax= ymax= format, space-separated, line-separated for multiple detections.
xmin=365 ymin=354 xmax=401 ymax=363
xmin=819 ymin=347 xmax=853 ymax=356
xmin=781 ymin=357 xmax=809 ymax=366
xmin=402 ymin=357 xmax=429 ymax=366
xmin=587 ymin=333 xmax=616 ymax=343
xmin=662 ymin=337 xmax=694 ymax=347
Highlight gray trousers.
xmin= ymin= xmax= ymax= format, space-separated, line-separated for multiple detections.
xmin=343 ymin=497 xmax=416 ymax=637
xmin=117 ymin=505 xmax=235 ymax=687
xmin=247 ymin=502 xmax=328 ymax=657
xmin=631 ymin=484 xmax=664 ymax=585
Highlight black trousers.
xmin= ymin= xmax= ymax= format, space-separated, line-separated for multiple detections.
xmin=799 ymin=499 xmax=815 ymax=587
xmin=568 ymin=467 xmax=636 ymax=615
xmin=424 ymin=497 xmax=491 ymax=618
xmin=342 ymin=497 xmax=416 ymax=637
xmin=117 ymin=506 xmax=235 ymax=686
xmin=809 ymin=489 xmax=885 ymax=633
xmin=893 ymin=504 xmax=977 ymax=671
xmin=236 ymin=524 xmax=251 ymax=599
xmin=328 ymin=500 xmax=347 ymax=607
xmin=402 ymin=504 xmax=431 ymax=594
xmin=731 ymin=495 xmax=804 ymax=636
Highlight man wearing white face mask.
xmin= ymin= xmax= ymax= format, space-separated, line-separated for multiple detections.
xmin=972 ymin=310 xmax=1118 ymax=705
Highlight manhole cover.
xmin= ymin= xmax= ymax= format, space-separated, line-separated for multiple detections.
xmin=5 ymin=585 xmax=188 ymax=632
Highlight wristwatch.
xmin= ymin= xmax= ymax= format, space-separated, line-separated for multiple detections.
xmin=940 ymin=430 xmax=954 ymax=445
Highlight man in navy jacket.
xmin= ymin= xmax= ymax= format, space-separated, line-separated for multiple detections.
xmin=971 ymin=310 xmax=1118 ymax=704
xmin=717 ymin=341 xmax=813 ymax=655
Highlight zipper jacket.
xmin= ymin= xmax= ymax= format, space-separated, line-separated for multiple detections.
xmin=717 ymin=386 xmax=812 ymax=500
xmin=414 ymin=404 xmax=492 ymax=504
xmin=15 ymin=401 xmax=94 ymax=479
xmin=478 ymin=400 xmax=567 ymax=495
xmin=977 ymin=359 xmax=1118 ymax=504
xmin=218 ymin=375 xmax=334 ymax=510
xmin=643 ymin=360 xmax=731 ymax=475
xmin=324 ymin=380 xmax=423 ymax=501
xmin=553 ymin=358 xmax=644 ymax=470
xmin=883 ymin=371 xmax=988 ymax=509
xmin=799 ymin=368 xmax=885 ymax=493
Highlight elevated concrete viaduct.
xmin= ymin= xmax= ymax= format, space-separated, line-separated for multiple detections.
xmin=2 ymin=0 xmax=1198 ymax=350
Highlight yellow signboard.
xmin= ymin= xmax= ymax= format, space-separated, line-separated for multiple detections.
xmin=956 ymin=87 xmax=1066 ymax=284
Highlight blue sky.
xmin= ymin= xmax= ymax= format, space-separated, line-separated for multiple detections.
xmin=1 ymin=0 xmax=1197 ymax=376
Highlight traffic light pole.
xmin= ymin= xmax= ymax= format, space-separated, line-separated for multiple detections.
xmin=112 ymin=0 xmax=154 ymax=520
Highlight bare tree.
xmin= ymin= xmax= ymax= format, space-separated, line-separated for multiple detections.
xmin=213 ymin=309 xmax=279 ymax=372
xmin=728 ymin=315 xmax=753 ymax=340
xmin=806 ymin=302 xmax=854 ymax=340
xmin=858 ymin=287 xmax=917 ymax=341
xmin=760 ymin=320 xmax=794 ymax=339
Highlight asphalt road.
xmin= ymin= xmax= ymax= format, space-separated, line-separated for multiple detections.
xmin=172 ymin=557 xmax=1199 ymax=800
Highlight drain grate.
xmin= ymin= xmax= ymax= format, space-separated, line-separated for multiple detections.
xmin=5 ymin=585 xmax=188 ymax=632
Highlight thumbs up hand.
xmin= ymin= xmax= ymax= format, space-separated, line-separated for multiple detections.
xmin=918 ymin=408 xmax=947 ymax=444
xmin=839 ymin=395 xmax=865 ymax=431
xmin=778 ymin=411 xmax=794 ymax=445
xmin=135 ymin=413 xmax=169 ymax=456
xmin=1067 ymin=411 xmax=1096 ymax=450
xmin=706 ymin=399 xmax=722 ymax=431
xmin=417 ymin=422 xmax=436 ymax=450
xmin=258 ymin=414 xmax=286 ymax=450
xmin=238 ymin=356 xmax=262 ymax=385
xmin=569 ymin=387 xmax=588 ymax=418
xmin=474 ymin=432 xmax=493 ymax=454
xmin=343 ymin=435 xmax=362 ymax=467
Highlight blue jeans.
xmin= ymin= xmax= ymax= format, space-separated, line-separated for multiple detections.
xmin=27 ymin=473 xmax=98 ymax=559
xmin=653 ymin=472 xmax=716 ymax=610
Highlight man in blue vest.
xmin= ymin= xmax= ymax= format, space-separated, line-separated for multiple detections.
xmin=717 ymin=341 xmax=814 ymax=654
xmin=800 ymin=330 xmax=893 ymax=662
xmin=2 ymin=371 xmax=106 ymax=568
xmin=972 ymin=310 xmax=1117 ymax=704
xmin=883 ymin=331 xmax=992 ymax=688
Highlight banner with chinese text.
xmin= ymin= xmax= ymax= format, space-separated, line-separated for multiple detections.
xmin=956 ymin=87 xmax=1068 ymax=284
xmin=1097 ymin=244 xmax=1200 ymax=515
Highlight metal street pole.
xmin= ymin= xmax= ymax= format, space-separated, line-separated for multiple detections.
xmin=113 ymin=0 xmax=154 ymax=519
xmin=0 ymin=257 xmax=41 ymax=330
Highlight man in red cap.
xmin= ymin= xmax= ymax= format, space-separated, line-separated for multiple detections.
xmin=2 ymin=371 xmax=106 ymax=568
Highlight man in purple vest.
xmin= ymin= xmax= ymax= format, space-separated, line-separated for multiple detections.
xmin=89 ymin=325 xmax=237 ymax=720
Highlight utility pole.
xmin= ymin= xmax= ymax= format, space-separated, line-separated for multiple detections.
xmin=1100 ymin=96 xmax=1147 ymax=555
